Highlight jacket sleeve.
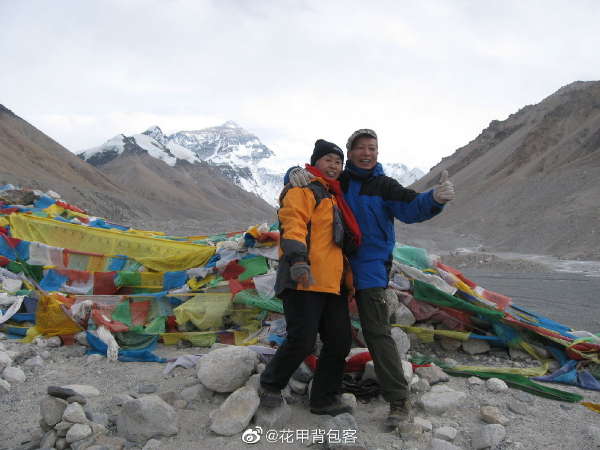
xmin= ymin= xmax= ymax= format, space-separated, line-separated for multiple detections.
xmin=382 ymin=178 xmax=444 ymax=224
xmin=278 ymin=187 xmax=315 ymax=264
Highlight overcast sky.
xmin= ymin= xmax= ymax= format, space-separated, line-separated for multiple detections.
xmin=2 ymin=1 xmax=600 ymax=172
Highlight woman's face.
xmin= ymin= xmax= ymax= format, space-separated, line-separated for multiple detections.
xmin=315 ymin=153 xmax=343 ymax=180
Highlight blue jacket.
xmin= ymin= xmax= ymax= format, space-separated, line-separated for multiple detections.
xmin=339 ymin=163 xmax=443 ymax=289
xmin=284 ymin=163 xmax=444 ymax=290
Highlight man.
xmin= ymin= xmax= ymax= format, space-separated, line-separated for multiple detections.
xmin=288 ymin=129 xmax=455 ymax=428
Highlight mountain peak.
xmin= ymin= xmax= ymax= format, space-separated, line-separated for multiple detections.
xmin=221 ymin=120 xmax=241 ymax=129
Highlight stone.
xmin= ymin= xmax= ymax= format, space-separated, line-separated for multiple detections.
xmin=3 ymin=366 xmax=26 ymax=383
xmin=63 ymin=402 xmax=88 ymax=423
xmin=292 ymin=361 xmax=314 ymax=383
xmin=173 ymin=399 xmax=187 ymax=409
xmin=289 ymin=378 xmax=308 ymax=395
xmin=362 ymin=360 xmax=378 ymax=382
xmin=0 ymin=351 xmax=11 ymax=371
xmin=245 ymin=373 xmax=261 ymax=391
xmin=509 ymin=347 xmax=531 ymax=361
xmin=430 ymin=438 xmax=462 ymax=450
xmin=254 ymin=397 xmax=292 ymax=429
xmin=89 ymin=411 xmax=110 ymax=427
xmin=209 ymin=386 xmax=260 ymax=436
xmin=138 ymin=383 xmax=158 ymax=394
xmin=398 ymin=422 xmax=423 ymax=439
xmin=467 ymin=376 xmax=484 ymax=386
xmin=66 ymin=423 xmax=93 ymax=443
xmin=143 ymin=438 xmax=162 ymax=450
xmin=415 ymin=364 xmax=449 ymax=385
xmin=157 ymin=391 xmax=181 ymax=406
xmin=181 ymin=383 xmax=212 ymax=402
xmin=394 ymin=303 xmax=416 ymax=326
xmin=55 ymin=420 xmax=72 ymax=433
xmin=462 ymin=339 xmax=490 ymax=355
xmin=62 ymin=384 xmax=101 ymax=397
xmin=412 ymin=378 xmax=431 ymax=393
xmin=434 ymin=426 xmax=458 ymax=441
xmin=439 ymin=336 xmax=462 ymax=351
xmin=40 ymin=395 xmax=68 ymax=427
xmin=472 ymin=424 xmax=506 ymax=449
xmin=418 ymin=385 xmax=466 ymax=415
xmin=507 ymin=401 xmax=529 ymax=415
xmin=0 ymin=378 xmax=10 ymax=393
xmin=67 ymin=395 xmax=88 ymax=405
xmin=512 ymin=391 xmax=534 ymax=403
xmin=442 ymin=358 xmax=457 ymax=368
xmin=48 ymin=385 xmax=78 ymax=399
xmin=196 ymin=346 xmax=258 ymax=393
xmin=55 ymin=437 xmax=68 ymax=450
xmin=74 ymin=332 xmax=88 ymax=346
xmin=24 ymin=355 xmax=44 ymax=367
xmin=111 ymin=393 xmax=135 ymax=407
xmin=256 ymin=363 xmax=265 ymax=374
xmin=413 ymin=416 xmax=432 ymax=432
xmin=40 ymin=430 xmax=57 ymax=448
xmin=341 ymin=393 xmax=357 ymax=411
xmin=391 ymin=327 xmax=410 ymax=358
xmin=486 ymin=378 xmax=509 ymax=393
xmin=117 ymin=395 xmax=178 ymax=443
xmin=401 ymin=359 xmax=414 ymax=383
xmin=45 ymin=336 xmax=62 ymax=347
xmin=481 ymin=405 xmax=509 ymax=425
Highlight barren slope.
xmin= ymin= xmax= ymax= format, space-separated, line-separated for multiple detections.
xmin=411 ymin=81 xmax=600 ymax=260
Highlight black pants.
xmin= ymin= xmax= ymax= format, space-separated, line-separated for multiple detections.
xmin=260 ymin=289 xmax=352 ymax=407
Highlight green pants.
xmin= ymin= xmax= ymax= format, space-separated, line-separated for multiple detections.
xmin=355 ymin=287 xmax=409 ymax=402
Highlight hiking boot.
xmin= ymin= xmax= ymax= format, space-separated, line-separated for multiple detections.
xmin=385 ymin=399 xmax=411 ymax=429
xmin=259 ymin=385 xmax=283 ymax=408
xmin=310 ymin=396 xmax=353 ymax=416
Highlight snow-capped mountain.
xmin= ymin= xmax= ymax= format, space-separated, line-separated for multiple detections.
xmin=79 ymin=123 xmax=424 ymax=206
xmin=382 ymin=163 xmax=425 ymax=186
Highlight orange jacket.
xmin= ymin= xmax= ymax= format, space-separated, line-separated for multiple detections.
xmin=275 ymin=178 xmax=345 ymax=295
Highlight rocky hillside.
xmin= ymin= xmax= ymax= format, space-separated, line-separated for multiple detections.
xmin=0 ymin=105 xmax=274 ymax=232
xmin=411 ymin=81 xmax=600 ymax=260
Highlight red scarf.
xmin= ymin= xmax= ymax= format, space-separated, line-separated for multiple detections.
xmin=305 ymin=164 xmax=362 ymax=247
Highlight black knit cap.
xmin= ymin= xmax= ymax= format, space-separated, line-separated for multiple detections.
xmin=310 ymin=139 xmax=344 ymax=166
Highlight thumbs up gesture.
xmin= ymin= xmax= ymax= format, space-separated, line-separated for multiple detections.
xmin=433 ymin=170 xmax=455 ymax=204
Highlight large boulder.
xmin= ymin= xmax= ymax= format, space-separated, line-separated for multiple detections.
xmin=209 ymin=386 xmax=260 ymax=436
xmin=418 ymin=385 xmax=466 ymax=415
xmin=197 ymin=346 xmax=258 ymax=392
xmin=391 ymin=327 xmax=410 ymax=358
xmin=117 ymin=395 xmax=178 ymax=443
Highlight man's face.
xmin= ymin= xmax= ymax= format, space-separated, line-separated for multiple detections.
xmin=348 ymin=136 xmax=378 ymax=170
xmin=314 ymin=153 xmax=343 ymax=180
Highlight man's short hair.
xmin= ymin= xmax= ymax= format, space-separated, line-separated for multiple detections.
xmin=346 ymin=129 xmax=378 ymax=151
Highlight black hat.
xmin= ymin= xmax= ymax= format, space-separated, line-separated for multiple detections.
xmin=310 ymin=139 xmax=344 ymax=166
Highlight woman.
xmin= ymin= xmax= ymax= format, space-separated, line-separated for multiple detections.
xmin=259 ymin=139 xmax=362 ymax=416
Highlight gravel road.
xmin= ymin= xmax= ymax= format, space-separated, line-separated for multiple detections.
xmin=462 ymin=269 xmax=600 ymax=333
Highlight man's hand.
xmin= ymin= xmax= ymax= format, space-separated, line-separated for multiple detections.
xmin=289 ymin=167 xmax=313 ymax=187
xmin=433 ymin=170 xmax=455 ymax=204
xmin=290 ymin=262 xmax=315 ymax=288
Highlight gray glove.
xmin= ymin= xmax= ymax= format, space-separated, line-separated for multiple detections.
xmin=290 ymin=262 xmax=315 ymax=288
xmin=433 ymin=170 xmax=455 ymax=204
xmin=289 ymin=167 xmax=313 ymax=187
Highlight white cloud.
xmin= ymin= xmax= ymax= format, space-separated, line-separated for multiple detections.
xmin=2 ymin=0 xmax=599 ymax=170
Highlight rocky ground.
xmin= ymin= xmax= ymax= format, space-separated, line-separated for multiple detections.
xmin=2 ymin=264 xmax=600 ymax=450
